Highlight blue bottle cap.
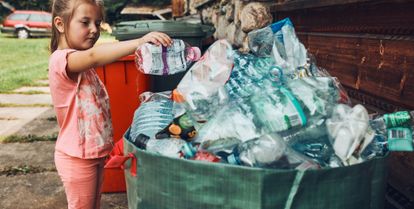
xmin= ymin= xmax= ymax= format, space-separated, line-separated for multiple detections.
xmin=182 ymin=143 xmax=197 ymax=158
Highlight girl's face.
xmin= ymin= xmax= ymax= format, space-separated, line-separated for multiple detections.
xmin=66 ymin=3 xmax=102 ymax=50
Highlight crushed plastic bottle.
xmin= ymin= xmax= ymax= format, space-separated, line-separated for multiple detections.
xmin=222 ymin=133 xmax=319 ymax=170
xmin=279 ymin=118 xmax=338 ymax=167
xmin=175 ymin=39 xmax=234 ymax=125
xmin=133 ymin=133 xmax=187 ymax=158
xmin=135 ymin=39 xmax=201 ymax=75
xmin=248 ymin=18 xmax=307 ymax=77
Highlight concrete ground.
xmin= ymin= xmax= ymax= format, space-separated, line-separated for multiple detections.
xmin=0 ymin=81 xmax=128 ymax=209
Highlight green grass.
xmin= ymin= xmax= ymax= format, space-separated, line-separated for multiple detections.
xmin=0 ymin=32 xmax=116 ymax=93
xmin=0 ymin=34 xmax=50 ymax=93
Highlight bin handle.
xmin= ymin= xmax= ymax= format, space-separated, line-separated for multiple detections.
xmin=284 ymin=170 xmax=305 ymax=209
xmin=105 ymin=153 xmax=137 ymax=177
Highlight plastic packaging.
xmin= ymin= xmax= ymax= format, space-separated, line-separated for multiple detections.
xmin=175 ymin=39 xmax=234 ymax=124
xmin=248 ymin=18 xmax=307 ymax=76
xmin=326 ymin=104 xmax=375 ymax=164
xmin=135 ymin=39 xmax=201 ymax=75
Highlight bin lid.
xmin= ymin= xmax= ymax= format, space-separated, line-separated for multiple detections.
xmin=113 ymin=20 xmax=215 ymax=41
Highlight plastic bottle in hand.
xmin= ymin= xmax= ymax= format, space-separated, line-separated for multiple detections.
xmin=222 ymin=133 xmax=319 ymax=170
xmin=133 ymin=133 xmax=187 ymax=158
xmin=135 ymin=39 xmax=201 ymax=75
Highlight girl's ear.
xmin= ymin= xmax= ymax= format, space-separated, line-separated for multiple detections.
xmin=54 ymin=16 xmax=65 ymax=33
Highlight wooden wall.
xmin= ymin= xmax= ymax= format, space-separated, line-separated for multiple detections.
xmin=271 ymin=0 xmax=414 ymax=113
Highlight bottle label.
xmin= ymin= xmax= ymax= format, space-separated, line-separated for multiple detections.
xmin=384 ymin=111 xmax=411 ymax=128
xmin=387 ymin=127 xmax=414 ymax=151
xmin=280 ymin=87 xmax=307 ymax=128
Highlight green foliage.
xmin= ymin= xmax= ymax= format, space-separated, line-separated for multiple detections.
xmin=12 ymin=0 xmax=50 ymax=11
xmin=0 ymin=0 xmax=51 ymax=22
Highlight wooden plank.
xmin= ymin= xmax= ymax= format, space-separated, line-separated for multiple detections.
xmin=270 ymin=0 xmax=413 ymax=12
xmin=298 ymin=32 xmax=414 ymax=111
xmin=273 ymin=1 xmax=414 ymax=36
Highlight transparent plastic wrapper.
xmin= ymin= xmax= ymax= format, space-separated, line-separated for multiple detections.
xmin=221 ymin=133 xmax=319 ymax=170
xmin=326 ymin=104 xmax=375 ymax=164
xmin=194 ymin=104 xmax=260 ymax=148
xmin=360 ymin=134 xmax=388 ymax=161
xmin=308 ymin=57 xmax=352 ymax=105
xmin=248 ymin=18 xmax=307 ymax=76
xmin=135 ymin=39 xmax=201 ymax=75
xmin=175 ymin=39 xmax=234 ymax=124
xmin=287 ymin=76 xmax=340 ymax=118
xmin=129 ymin=91 xmax=173 ymax=143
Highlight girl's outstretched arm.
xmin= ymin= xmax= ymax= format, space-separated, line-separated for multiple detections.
xmin=66 ymin=31 xmax=172 ymax=74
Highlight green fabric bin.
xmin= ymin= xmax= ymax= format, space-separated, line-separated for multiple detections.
xmin=122 ymin=129 xmax=389 ymax=209
xmin=112 ymin=20 xmax=215 ymax=92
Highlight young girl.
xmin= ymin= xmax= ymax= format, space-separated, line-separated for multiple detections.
xmin=48 ymin=0 xmax=172 ymax=208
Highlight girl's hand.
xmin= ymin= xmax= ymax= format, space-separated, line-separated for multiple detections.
xmin=141 ymin=32 xmax=172 ymax=47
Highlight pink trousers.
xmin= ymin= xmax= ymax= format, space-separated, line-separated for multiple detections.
xmin=54 ymin=151 xmax=106 ymax=209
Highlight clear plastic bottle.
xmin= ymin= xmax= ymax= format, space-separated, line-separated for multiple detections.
xmin=135 ymin=39 xmax=201 ymax=75
xmin=370 ymin=110 xmax=414 ymax=151
xmin=370 ymin=110 xmax=414 ymax=134
xmin=133 ymin=133 xmax=187 ymax=158
xmin=222 ymin=133 xmax=319 ymax=170
xmin=250 ymin=86 xmax=307 ymax=133
xmin=129 ymin=92 xmax=174 ymax=140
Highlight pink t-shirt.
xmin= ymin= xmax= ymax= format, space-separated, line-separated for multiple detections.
xmin=49 ymin=49 xmax=113 ymax=159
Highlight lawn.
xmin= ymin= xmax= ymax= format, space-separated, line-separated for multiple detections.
xmin=0 ymin=32 xmax=116 ymax=93
xmin=0 ymin=34 xmax=50 ymax=93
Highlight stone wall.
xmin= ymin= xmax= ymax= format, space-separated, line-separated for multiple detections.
xmin=192 ymin=0 xmax=276 ymax=51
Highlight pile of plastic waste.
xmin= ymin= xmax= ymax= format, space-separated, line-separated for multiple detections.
xmin=130 ymin=18 xmax=413 ymax=170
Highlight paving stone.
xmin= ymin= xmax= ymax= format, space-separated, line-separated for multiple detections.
xmin=0 ymin=94 xmax=52 ymax=105
xmin=13 ymin=86 xmax=50 ymax=94
xmin=0 ymin=107 xmax=52 ymax=136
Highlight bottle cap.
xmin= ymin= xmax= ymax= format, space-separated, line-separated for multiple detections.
xmin=188 ymin=47 xmax=201 ymax=61
xmin=181 ymin=143 xmax=197 ymax=158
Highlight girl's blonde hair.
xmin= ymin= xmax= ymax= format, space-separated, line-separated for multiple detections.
xmin=49 ymin=0 xmax=105 ymax=53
